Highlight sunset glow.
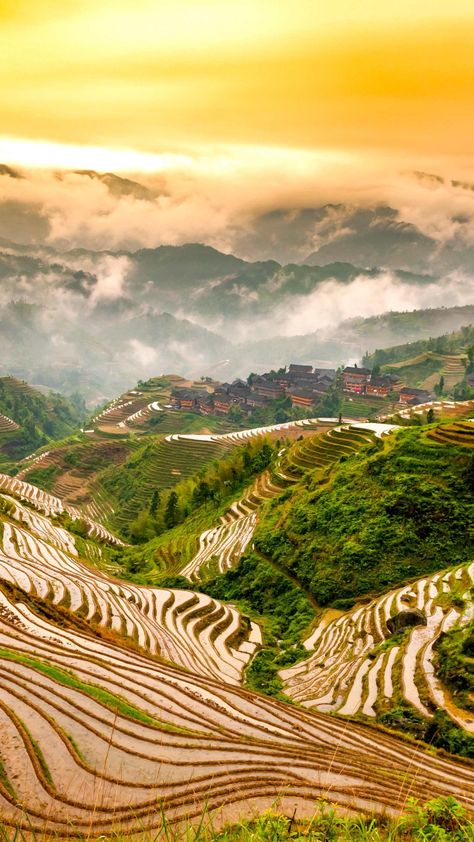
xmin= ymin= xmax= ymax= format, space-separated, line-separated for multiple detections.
xmin=1 ymin=0 xmax=474 ymax=169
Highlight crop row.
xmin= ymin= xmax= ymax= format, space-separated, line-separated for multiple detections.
xmin=379 ymin=398 xmax=474 ymax=422
xmin=0 ymin=496 xmax=260 ymax=686
xmin=427 ymin=420 xmax=474 ymax=447
xmin=0 ymin=414 xmax=19 ymax=433
xmin=179 ymin=425 xmax=397 ymax=582
xmin=165 ymin=417 xmax=324 ymax=448
xmin=0 ymin=582 xmax=473 ymax=836
xmin=0 ymin=473 xmax=123 ymax=547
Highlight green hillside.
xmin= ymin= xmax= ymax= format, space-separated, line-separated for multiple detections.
xmin=254 ymin=426 xmax=473 ymax=608
xmin=0 ymin=376 xmax=84 ymax=470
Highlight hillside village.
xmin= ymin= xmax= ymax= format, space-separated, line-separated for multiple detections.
xmin=169 ymin=362 xmax=441 ymax=420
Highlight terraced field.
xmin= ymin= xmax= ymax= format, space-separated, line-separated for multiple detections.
xmin=0 ymin=413 xmax=19 ymax=433
xmin=166 ymin=416 xmax=324 ymax=447
xmin=380 ymin=397 xmax=474 ymax=422
xmin=177 ymin=423 xmax=397 ymax=582
xmin=0 ymin=489 xmax=260 ymax=686
xmin=277 ymin=422 xmax=397 ymax=482
xmin=106 ymin=419 xmax=330 ymax=532
xmin=2 ymin=585 xmax=474 ymax=837
xmin=111 ymin=436 xmax=235 ymax=530
xmin=90 ymin=381 xmax=175 ymax=435
xmin=281 ymin=562 xmax=474 ymax=732
xmin=180 ymin=471 xmax=283 ymax=582
xmin=383 ymin=352 xmax=467 ymax=392
xmin=0 ymin=429 xmax=472 ymax=834
xmin=340 ymin=394 xmax=390 ymax=420
xmin=0 ymin=473 xmax=124 ymax=547
xmin=427 ymin=419 xmax=474 ymax=447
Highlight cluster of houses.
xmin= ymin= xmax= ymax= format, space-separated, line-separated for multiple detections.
xmin=341 ymin=365 xmax=433 ymax=406
xmin=169 ymin=362 xmax=437 ymax=418
xmin=170 ymin=364 xmax=337 ymax=416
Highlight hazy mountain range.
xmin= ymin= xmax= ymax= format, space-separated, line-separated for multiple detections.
xmin=3 ymin=163 xmax=474 ymax=270
xmin=1 ymin=163 xmax=473 ymax=400
xmin=0 ymin=234 xmax=473 ymax=402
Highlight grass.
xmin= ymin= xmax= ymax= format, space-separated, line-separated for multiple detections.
xmin=0 ymin=797 xmax=472 ymax=840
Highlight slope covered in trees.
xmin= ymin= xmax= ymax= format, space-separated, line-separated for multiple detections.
xmin=254 ymin=426 xmax=474 ymax=608
xmin=0 ymin=376 xmax=84 ymax=470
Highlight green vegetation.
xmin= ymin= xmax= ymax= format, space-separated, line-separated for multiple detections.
xmin=203 ymin=549 xmax=315 ymax=698
xmin=254 ymin=427 xmax=474 ymax=607
xmin=0 ymin=376 xmax=83 ymax=470
xmin=380 ymin=706 xmax=474 ymax=759
xmin=364 ymin=324 xmax=474 ymax=369
xmin=209 ymin=798 xmax=474 ymax=841
xmin=24 ymin=463 xmax=61 ymax=490
xmin=434 ymin=621 xmax=474 ymax=714
xmin=119 ymin=436 xmax=277 ymax=542
xmin=340 ymin=393 xmax=388 ymax=420
xmin=1 ymin=796 xmax=473 ymax=840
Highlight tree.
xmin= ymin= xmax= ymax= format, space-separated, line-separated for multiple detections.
xmin=228 ymin=405 xmax=243 ymax=425
xmin=467 ymin=345 xmax=474 ymax=373
xmin=149 ymin=489 xmax=161 ymax=516
xmin=192 ymin=481 xmax=212 ymax=506
xmin=426 ymin=408 xmax=435 ymax=424
xmin=434 ymin=375 xmax=445 ymax=396
xmin=164 ymin=491 xmax=179 ymax=529
xmin=130 ymin=511 xmax=156 ymax=543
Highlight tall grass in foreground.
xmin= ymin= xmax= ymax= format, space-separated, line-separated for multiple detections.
xmin=0 ymin=797 xmax=473 ymax=841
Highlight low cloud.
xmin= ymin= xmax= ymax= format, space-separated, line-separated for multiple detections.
xmin=1 ymin=147 xmax=474 ymax=262
xmin=273 ymin=271 xmax=474 ymax=338
xmin=129 ymin=339 xmax=158 ymax=367
xmin=89 ymin=256 xmax=131 ymax=304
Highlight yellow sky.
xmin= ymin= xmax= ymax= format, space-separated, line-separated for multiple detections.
xmin=1 ymin=0 xmax=474 ymax=168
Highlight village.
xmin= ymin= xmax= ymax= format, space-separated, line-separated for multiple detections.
xmin=168 ymin=363 xmax=433 ymax=418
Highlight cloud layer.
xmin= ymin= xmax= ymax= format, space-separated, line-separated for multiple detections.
xmin=2 ymin=149 xmax=474 ymax=265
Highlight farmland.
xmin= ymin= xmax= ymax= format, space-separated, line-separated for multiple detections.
xmin=0 ymin=382 xmax=472 ymax=835
xmin=0 ymin=477 xmax=473 ymax=836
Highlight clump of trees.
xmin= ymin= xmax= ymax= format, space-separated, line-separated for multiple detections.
xmin=129 ymin=437 xmax=276 ymax=543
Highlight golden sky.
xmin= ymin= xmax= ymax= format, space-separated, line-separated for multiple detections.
xmin=1 ymin=0 xmax=474 ymax=169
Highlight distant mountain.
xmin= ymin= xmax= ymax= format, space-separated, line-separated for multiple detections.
xmin=71 ymin=170 xmax=161 ymax=201
xmin=2 ymin=163 xmax=474 ymax=271
xmin=0 ymin=235 xmax=472 ymax=396
xmin=303 ymin=206 xmax=435 ymax=273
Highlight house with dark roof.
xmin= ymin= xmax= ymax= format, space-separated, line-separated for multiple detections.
xmin=399 ymin=387 xmax=432 ymax=406
xmin=313 ymin=368 xmax=336 ymax=381
xmin=213 ymin=390 xmax=233 ymax=414
xmin=251 ymin=378 xmax=285 ymax=399
xmin=170 ymin=388 xmax=200 ymax=410
xmin=366 ymin=376 xmax=393 ymax=397
xmin=197 ymin=394 xmax=215 ymax=415
xmin=246 ymin=393 xmax=272 ymax=409
xmin=342 ymin=366 xmax=371 ymax=394
xmin=289 ymin=363 xmax=313 ymax=375
xmin=288 ymin=388 xmax=316 ymax=408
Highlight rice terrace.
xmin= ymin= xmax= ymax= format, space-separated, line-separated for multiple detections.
xmin=0 ymin=363 xmax=471 ymax=839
